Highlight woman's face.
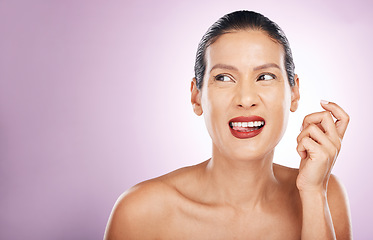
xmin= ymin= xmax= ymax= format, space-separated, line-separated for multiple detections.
xmin=191 ymin=30 xmax=299 ymax=161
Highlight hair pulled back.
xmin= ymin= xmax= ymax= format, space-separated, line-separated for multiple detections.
xmin=194 ymin=10 xmax=295 ymax=89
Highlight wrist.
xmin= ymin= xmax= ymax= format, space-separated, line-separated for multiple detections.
xmin=299 ymin=188 xmax=327 ymax=200
xmin=297 ymin=181 xmax=328 ymax=197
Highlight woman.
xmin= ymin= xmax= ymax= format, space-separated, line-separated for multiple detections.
xmin=104 ymin=10 xmax=351 ymax=239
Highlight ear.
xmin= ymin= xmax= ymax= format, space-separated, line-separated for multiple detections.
xmin=290 ymin=74 xmax=300 ymax=112
xmin=191 ymin=78 xmax=203 ymax=116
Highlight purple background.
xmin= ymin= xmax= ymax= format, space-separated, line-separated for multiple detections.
xmin=1 ymin=0 xmax=372 ymax=239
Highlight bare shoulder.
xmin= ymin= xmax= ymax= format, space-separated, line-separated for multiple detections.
xmin=327 ymin=174 xmax=353 ymax=239
xmin=104 ymin=162 xmax=206 ymax=240
xmin=104 ymin=179 xmax=172 ymax=239
xmin=272 ymin=163 xmax=299 ymax=187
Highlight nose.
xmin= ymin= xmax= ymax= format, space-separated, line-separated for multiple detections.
xmin=235 ymin=81 xmax=259 ymax=109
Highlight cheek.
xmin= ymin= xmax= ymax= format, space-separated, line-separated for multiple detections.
xmin=267 ymin=83 xmax=291 ymax=108
xmin=202 ymin=87 xmax=230 ymax=116
xmin=201 ymin=87 xmax=233 ymax=139
xmin=268 ymin=87 xmax=291 ymax=137
xmin=201 ymin=89 xmax=219 ymax=131
xmin=263 ymin=86 xmax=290 ymax=124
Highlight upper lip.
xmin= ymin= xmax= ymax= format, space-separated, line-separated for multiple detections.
xmin=229 ymin=116 xmax=265 ymax=124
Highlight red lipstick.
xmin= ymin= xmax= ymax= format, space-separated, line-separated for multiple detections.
xmin=229 ymin=116 xmax=265 ymax=139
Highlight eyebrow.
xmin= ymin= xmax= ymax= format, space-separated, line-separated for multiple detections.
xmin=209 ymin=64 xmax=238 ymax=73
xmin=209 ymin=63 xmax=281 ymax=73
xmin=253 ymin=63 xmax=281 ymax=71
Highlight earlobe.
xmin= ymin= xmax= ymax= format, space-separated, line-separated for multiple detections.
xmin=191 ymin=78 xmax=203 ymax=116
xmin=290 ymin=75 xmax=300 ymax=112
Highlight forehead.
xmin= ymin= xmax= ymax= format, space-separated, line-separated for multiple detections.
xmin=205 ymin=30 xmax=285 ymax=72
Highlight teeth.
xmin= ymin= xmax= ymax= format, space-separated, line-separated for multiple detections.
xmin=230 ymin=121 xmax=264 ymax=127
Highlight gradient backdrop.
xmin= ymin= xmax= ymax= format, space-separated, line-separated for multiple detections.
xmin=1 ymin=0 xmax=372 ymax=239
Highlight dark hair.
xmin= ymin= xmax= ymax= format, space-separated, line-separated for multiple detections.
xmin=194 ymin=10 xmax=295 ymax=89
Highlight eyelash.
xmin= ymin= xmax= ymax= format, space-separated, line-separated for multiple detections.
xmin=257 ymin=73 xmax=276 ymax=81
xmin=214 ymin=74 xmax=234 ymax=82
xmin=213 ymin=73 xmax=276 ymax=82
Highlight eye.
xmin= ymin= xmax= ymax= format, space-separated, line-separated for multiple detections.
xmin=257 ymin=73 xmax=276 ymax=81
xmin=214 ymin=74 xmax=233 ymax=82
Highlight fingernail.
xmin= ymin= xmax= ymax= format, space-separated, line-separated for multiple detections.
xmin=300 ymin=125 xmax=303 ymax=131
xmin=320 ymin=100 xmax=329 ymax=105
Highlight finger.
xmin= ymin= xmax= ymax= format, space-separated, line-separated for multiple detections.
xmin=320 ymin=100 xmax=350 ymax=139
xmin=297 ymin=124 xmax=341 ymax=152
xmin=297 ymin=143 xmax=308 ymax=160
xmin=315 ymin=122 xmax=325 ymax=133
xmin=297 ymin=129 xmax=338 ymax=175
xmin=297 ymin=137 xmax=319 ymax=161
xmin=301 ymin=111 xmax=340 ymax=143
xmin=297 ymin=125 xmax=339 ymax=175
xmin=297 ymin=137 xmax=330 ymax=166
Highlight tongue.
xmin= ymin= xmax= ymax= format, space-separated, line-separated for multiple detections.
xmin=232 ymin=126 xmax=259 ymax=132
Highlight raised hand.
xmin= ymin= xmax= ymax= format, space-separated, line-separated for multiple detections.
xmin=296 ymin=101 xmax=349 ymax=193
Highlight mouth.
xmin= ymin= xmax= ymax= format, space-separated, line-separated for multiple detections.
xmin=229 ymin=116 xmax=265 ymax=139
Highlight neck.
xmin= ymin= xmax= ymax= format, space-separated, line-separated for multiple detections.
xmin=202 ymin=144 xmax=279 ymax=209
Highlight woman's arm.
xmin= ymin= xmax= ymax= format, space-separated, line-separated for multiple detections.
xmin=327 ymin=174 xmax=353 ymax=239
xmin=299 ymin=174 xmax=352 ymax=240
xmin=296 ymin=101 xmax=352 ymax=239
xmin=299 ymin=189 xmax=335 ymax=239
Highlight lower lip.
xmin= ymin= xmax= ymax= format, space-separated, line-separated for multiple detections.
xmin=229 ymin=125 xmax=264 ymax=139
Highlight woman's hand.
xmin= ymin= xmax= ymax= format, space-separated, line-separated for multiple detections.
xmin=296 ymin=101 xmax=349 ymax=194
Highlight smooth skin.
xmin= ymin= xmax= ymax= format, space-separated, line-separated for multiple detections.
xmin=104 ymin=30 xmax=352 ymax=239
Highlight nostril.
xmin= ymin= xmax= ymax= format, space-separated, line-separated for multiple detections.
xmin=238 ymin=103 xmax=256 ymax=108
